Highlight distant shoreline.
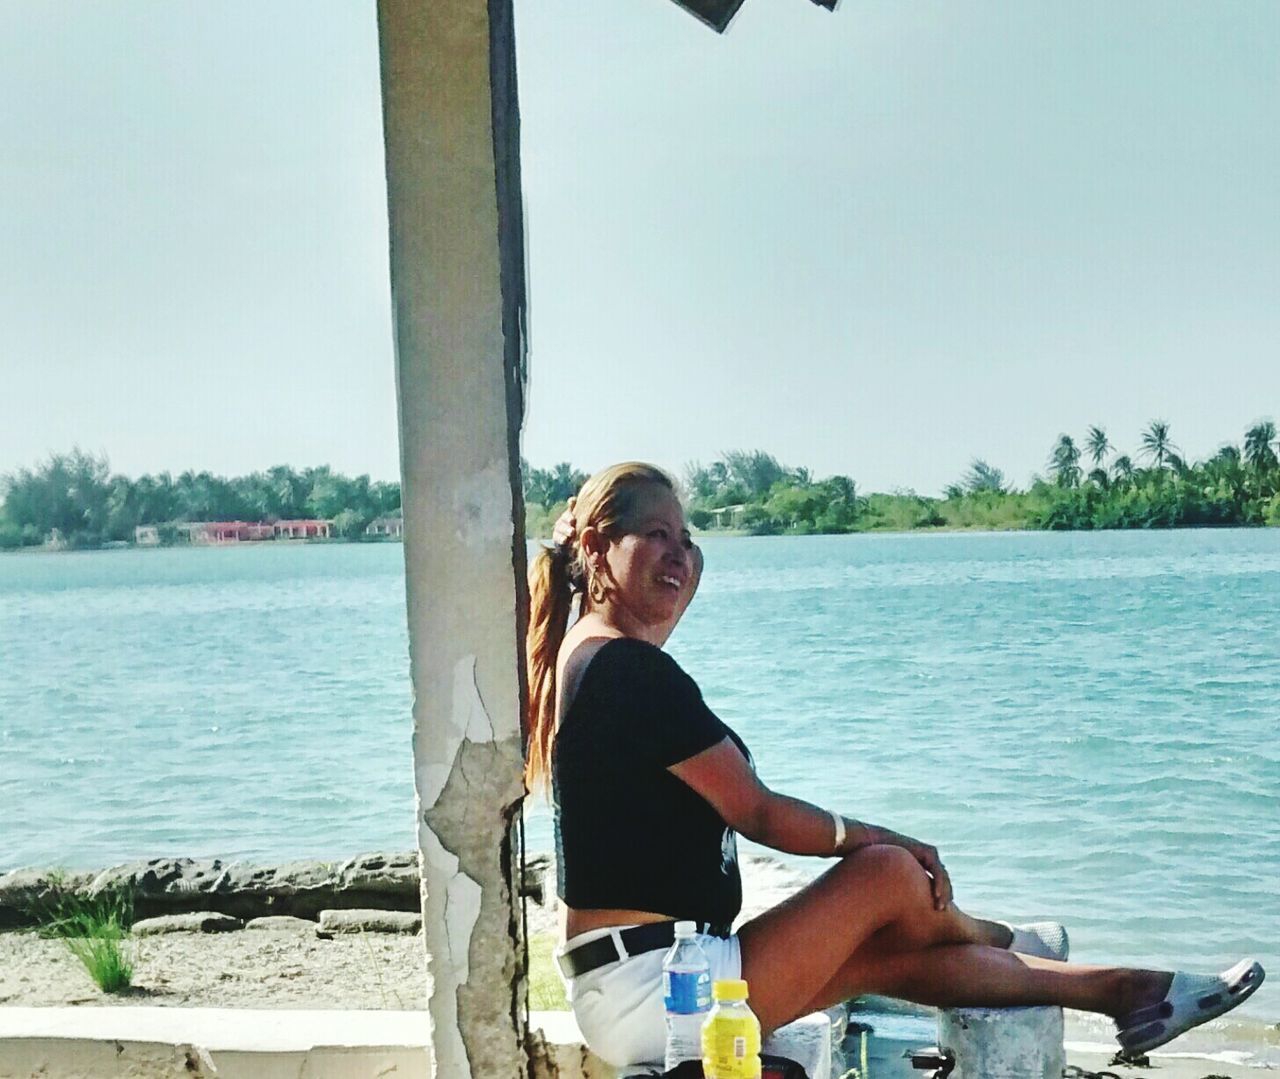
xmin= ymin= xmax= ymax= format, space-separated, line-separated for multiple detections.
xmin=5 ymin=520 xmax=1279 ymax=555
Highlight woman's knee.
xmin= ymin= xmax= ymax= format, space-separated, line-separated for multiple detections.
xmin=843 ymin=844 xmax=934 ymax=909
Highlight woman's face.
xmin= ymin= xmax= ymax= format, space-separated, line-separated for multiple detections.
xmin=600 ymin=484 xmax=694 ymax=629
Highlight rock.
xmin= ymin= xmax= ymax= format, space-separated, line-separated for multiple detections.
xmin=523 ymin=853 xmax=551 ymax=907
xmin=316 ymin=909 xmax=422 ymax=936
xmin=58 ymin=851 xmax=421 ymax=924
xmin=335 ymin=851 xmax=421 ymax=896
xmin=244 ymin=916 xmax=316 ymax=933
xmin=0 ymin=848 xmax=596 ymax=930
xmin=0 ymin=868 xmax=96 ymax=930
xmin=133 ymin=912 xmax=244 ymax=935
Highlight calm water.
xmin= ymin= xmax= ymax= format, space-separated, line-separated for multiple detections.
xmin=2 ymin=531 xmax=1278 ymax=1026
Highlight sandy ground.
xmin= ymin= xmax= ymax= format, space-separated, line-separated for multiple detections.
xmin=0 ymin=928 xmax=432 ymax=1011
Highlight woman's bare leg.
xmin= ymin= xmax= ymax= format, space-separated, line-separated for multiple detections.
xmin=797 ymin=947 xmax=1170 ymax=1029
xmin=737 ymin=844 xmax=1170 ymax=1033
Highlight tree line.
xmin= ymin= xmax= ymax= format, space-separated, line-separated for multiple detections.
xmin=0 ymin=453 xmax=590 ymax=550
xmin=0 ymin=452 xmax=402 ymax=550
xmin=679 ymin=420 xmax=1280 ymax=534
xmin=4 ymin=421 xmax=1278 ymax=550
xmin=1021 ymin=419 xmax=1280 ymax=530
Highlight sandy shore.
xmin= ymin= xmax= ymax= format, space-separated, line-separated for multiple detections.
xmin=2 ymin=854 xmax=1274 ymax=1075
xmin=0 ymin=928 xmax=431 ymax=1011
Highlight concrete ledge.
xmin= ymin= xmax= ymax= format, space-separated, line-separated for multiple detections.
xmin=0 ymin=1008 xmax=835 ymax=1079
xmin=0 ymin=1008 xmax=430 ymax=1078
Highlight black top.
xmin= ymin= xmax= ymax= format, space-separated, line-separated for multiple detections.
xmin=552 ymin=637 xmax=749 ymax=928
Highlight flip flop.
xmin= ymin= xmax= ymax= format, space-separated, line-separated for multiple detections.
xmin=999 ymin=921 xmax=1069 ymax=961
xmin=1116 ymin=957 xmax=1265 ymax=1058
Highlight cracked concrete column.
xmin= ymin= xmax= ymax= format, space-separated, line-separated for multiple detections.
xmin=376 ymin=1 xmax=530 ymax=1076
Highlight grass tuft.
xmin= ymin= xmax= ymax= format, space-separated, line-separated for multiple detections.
xmin=36 ymin=885 xmax=135 ymax=994
xmin=527 ymin=932 xmax=568 ymax=1011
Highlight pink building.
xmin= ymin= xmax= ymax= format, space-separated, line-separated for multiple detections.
xmin=185 ymin=521 xmax=275 ymax=544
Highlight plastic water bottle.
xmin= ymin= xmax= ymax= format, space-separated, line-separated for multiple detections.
xmin=662 ymin=920 xmax=712 ymax=1071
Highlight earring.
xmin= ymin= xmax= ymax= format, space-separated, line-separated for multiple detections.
xmin=588 ymin=569 xmax=609 ymax=605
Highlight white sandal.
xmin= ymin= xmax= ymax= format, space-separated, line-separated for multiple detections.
xmin=1116 ymin=957 xmax=1265 ymax=1058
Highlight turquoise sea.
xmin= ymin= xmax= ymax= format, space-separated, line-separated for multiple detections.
xmin=2 ymin=531 xmax=1278 ymax=1040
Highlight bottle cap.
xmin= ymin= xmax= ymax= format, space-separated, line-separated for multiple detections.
xmin=712 ymin=978 xmax=749 ymax=1001
xmin=673 ymin=920 xmax=697 ymax=938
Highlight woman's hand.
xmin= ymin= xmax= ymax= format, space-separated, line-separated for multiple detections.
xmin=553 ymin=497 xmax=577 ymax=548
xmin=870 ymin=827 xmax=953 ymax=911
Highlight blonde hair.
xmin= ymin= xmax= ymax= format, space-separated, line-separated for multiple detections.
xmin=524 ymin=462 xmax=675 ymax=790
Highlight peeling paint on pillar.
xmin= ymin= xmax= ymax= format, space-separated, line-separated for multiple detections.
xmin=376 ymin=0 xmax=531 ymax=1075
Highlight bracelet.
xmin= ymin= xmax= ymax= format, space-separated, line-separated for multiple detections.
xmin=829 ymin=809 xmax=846 ymax=854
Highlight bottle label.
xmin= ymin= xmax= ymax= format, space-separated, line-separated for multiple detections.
xmin=663 ymin=968 xmax=711 ymax=1014
xmin=664 ymin=1012 xmax=704 ymax=1070
xmin=702 ymin=1012 xmax=761 ymax=1079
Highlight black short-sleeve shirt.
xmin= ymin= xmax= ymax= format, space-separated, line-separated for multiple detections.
xmin=552 ymin=637 xmax=749 ymax=928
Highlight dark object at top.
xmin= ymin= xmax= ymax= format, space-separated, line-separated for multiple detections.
xmin=908 ymin=1045 xmax=955 ymax=1078
xmin=669 ymin=0 xmax=838 ymax=34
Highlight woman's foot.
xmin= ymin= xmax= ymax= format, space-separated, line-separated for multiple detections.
xmin=997 ymin=920 xmax=1069 ymax=962
xmin=1115 ymin=958 xmax=1264 ymax=1059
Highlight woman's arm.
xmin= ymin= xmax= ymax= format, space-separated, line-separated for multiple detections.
xmin=670 ymin=738 xmax=953 ymax=910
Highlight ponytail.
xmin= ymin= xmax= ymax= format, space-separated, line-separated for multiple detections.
xmin=524 ymin=543 xmax=578 ymax=790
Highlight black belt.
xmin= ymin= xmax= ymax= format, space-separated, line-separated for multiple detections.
xmin=557 ymin=921 xmax=731 ymax=979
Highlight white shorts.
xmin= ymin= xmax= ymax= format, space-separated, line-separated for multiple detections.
xmin=556 ymin=925 xmax=743 ymax=1069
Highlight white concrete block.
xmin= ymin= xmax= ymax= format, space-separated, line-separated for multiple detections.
xmin=763 ymin=1010 xmax=834 ymax=1079
xmin=937 ymin=1005 xmax=1065 ymax=1079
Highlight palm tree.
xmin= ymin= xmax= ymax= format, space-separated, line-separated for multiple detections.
xmin=1244 ymin=421 xmax=1278 ymax=473
xmin=1048 ymin=435 xmax=1081 ymax=487
xmin=1139 ymin=421 xmax=1176 ymax=470
xmin=1111 ymin=455 xmax=1135 ymax=483
xmin=550 ymin=462 xmax=587 ymax=503
xmin=1204 ymin=445 xmax=1247 ymax=515
xmin=1085 ymin=425 xmax=1111 ymax=468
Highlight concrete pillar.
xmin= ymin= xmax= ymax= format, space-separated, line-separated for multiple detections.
xmin=376 ymin=1 xmax=530 ymax=1076
xmin=937 ymin=1006 xmax=1065 ymax=1079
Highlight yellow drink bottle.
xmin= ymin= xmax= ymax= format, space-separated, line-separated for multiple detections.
xmin=701 ymin=978 xmax=761 ymax=1079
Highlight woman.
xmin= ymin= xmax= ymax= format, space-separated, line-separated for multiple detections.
xmin=525 ymin=462 xmax=1263 ymax=1069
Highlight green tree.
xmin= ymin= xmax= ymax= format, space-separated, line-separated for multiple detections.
xmin=764 ymin=483 xmax=822 ymax=531
xmin=688 ymin=507 xmax=713 ymax=531
xmin=1140 ymin=420 xmax=1176 ymax=471
xmin=1244 ymin=421 xmax=1278 ymax=472
xmin=1048 ymin=435 xmax=1081 ymax=488
xmin=522 ymin=461 xmax=587 ymax=508
xmin=307 ymin=467 xmax=354 ymax=520
xmin=1 ymin=449 xmax=112 ymax=545
xmin=962 ymin=459 xmax=1008 ymax=494
xmin=332 ymin=508 xmax=371 ymax=539
xmin=1085 ymin=425 xmax=1111 ymax=468
xmin=722 ymin=450 xmax=787 ymax=498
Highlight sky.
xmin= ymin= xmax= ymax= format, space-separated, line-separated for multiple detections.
xmin=1 ymin=0 xmax=1276 ymax=497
